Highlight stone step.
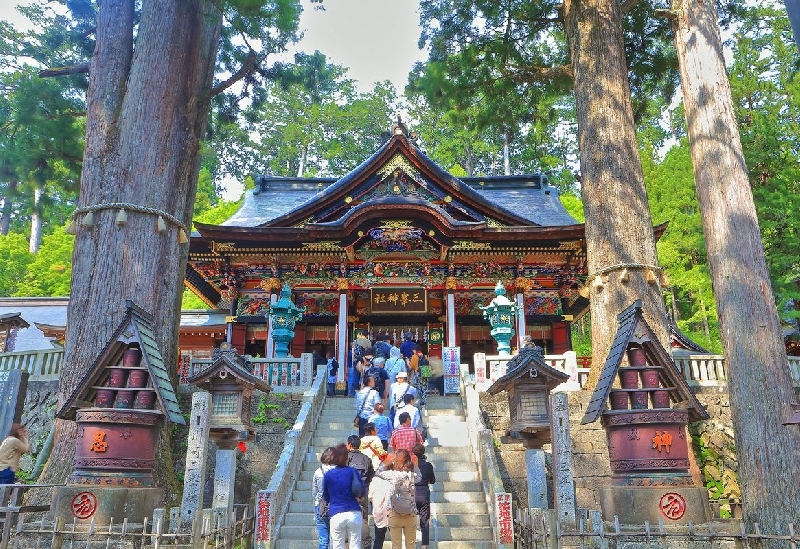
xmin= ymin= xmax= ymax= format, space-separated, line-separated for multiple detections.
xmin=277 ymin=523 xmax=492 ymax=541
xmin=273 ymin=538 xmax=493 ymax=549
xmin=290 ymin=488 xmax=485 ymax=504
xmin=280 ymin=508 xmax=491 ymax=529
xmin=295 ymin=478 xmax=482 ymax=495
xmin=298 ymin=466 xmax=480 ymax=483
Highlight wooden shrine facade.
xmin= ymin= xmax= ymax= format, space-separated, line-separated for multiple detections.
xmin=185 ymin=129 xmax=590 ymax=368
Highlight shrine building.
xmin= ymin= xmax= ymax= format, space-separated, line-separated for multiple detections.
xmin=185 ymin=126 xmax=591 ymax=374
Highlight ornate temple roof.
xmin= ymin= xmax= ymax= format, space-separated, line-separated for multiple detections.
xmin=205 ymin=133 xmax=579 ymax=232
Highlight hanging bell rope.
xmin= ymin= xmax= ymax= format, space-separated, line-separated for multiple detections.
xmin=66 ymin=202 xmax=189 ymax=244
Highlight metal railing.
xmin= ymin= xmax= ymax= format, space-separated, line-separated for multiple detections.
xmin=0 ymin=350 xmax=62 ymax=380
xmin=10 ymin=505 xmax=253 ymax=549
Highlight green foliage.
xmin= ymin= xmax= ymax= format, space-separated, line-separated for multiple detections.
xmin=643 ymin=140 xmax=721 ymax=352
xmin=12 ymin=226 xmax=74 ymax=296
xmin=728 ymin=4 xmax=800 ymax=322
xmin=0 ymin=232 xmax=32 ymax=296
xmin=559 ymin=190 xmax=584 ymax=223
xmin=251 ymin=395 xmax=282 ymax=425
xmin=181 ymin=288 xmax=210 ymax=310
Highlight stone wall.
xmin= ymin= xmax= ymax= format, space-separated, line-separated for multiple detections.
xmin=16 ymin=378 xmax=59 ymax=481
xmin=480 ymin=387 xmax=737 ymax=515
xmin=171 ymin=387 xmax=303 ymax=506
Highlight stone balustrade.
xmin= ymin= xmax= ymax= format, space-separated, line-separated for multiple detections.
xmin=0 ymin=349 xmax=62 ymax=380
xmin=255 ymin=368 xmax=326 ymax=548
xmin=3 ymin=348 xmax=800 ymax=391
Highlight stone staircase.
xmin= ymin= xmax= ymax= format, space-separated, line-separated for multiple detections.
xmin=275 ymin=394 xmax=495 ymax=549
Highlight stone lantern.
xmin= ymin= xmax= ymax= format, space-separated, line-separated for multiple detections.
xmin=487 ymin=340 xmax=570 ymax=511
xmin=269 ymin=283 xmax=305 ymax=358
xmin=480 ymin=281 xmax=518 ymax=356
xmin=582 ymin=300 xmax=711 ymax=525
xmin=187 ymin=344 xmax=272 ymax=516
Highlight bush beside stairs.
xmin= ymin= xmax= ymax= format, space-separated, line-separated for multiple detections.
xmin=275 ymin=394 xmax=496 ymax=548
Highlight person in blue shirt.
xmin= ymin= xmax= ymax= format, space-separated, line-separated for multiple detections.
xmin=368 ymin=403 xmax=393 ymax=451
xmin=322 ymin=443 xmax=365 ymax=549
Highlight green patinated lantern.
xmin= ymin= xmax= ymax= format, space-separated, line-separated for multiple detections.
xmin=269 ymin=284 xmax=305 ymax=358
xmin=479 ymin=281 xmax=519 ymax=356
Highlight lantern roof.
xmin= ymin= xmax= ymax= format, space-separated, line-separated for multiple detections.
xmin=581 ymin=300 xmax=709 ymax=425
xmin=57 ymin=300 xmax=185 ymax=425
xmin=186 ymin=346 xmax=272 ymax=393
xmin=486 ymin=342 xmax=570 ymax=394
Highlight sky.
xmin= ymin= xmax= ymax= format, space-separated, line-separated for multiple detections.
xmin=0 ymin=0 xmax=428 ymax=93
xmin=0 ymin=0 xmax=429 ymax=198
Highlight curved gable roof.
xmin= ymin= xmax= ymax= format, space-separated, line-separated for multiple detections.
xmin=216 ymin=134 xmax=579 ymax=230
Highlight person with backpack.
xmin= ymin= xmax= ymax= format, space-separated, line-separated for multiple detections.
xmin=412 ymin=443 xmax=436 ymax=549
xmin=363 ymin=356 xmax=390 ymax=400
xmin=368 ymin=453 xmax=394 ymax=549
xmin=375 ymin=449 xmax=422 ymax=549
xmin=384 ymin=347 xmax=406 ymax=384
xmin=411 ymin=346 xmax=429 ymax=406
xmin=312 ymin=447 xmax=336 ymax=549
xmin=326 ymin=352 xmax=339 ymax=397
xmin=347 ymin=435 xmax=375 ymax=549
xmin=373 ymin=334 xmax=391 ymax=360
xmin=388 ymin=371 xmax=418 ymax=426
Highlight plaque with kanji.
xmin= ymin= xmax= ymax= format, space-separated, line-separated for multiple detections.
xmin=370 ymin=287 xmax=427 ymax=314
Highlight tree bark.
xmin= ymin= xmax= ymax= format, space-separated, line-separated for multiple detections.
xmin=40 ymin=0 xmax=222 ymax=502
xmin=28 ymin=184 xmax=42 ymax=253
xmin=672 ymin=0 xmax=800 ymax=536
xmin=563 ymin=0 xmax=669 ymax=388
xmin=0 ymin=180 xmax=17 ymax=236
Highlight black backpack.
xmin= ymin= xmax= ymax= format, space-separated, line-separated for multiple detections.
xmin=329 ymin=359 xmax=339 ymax=376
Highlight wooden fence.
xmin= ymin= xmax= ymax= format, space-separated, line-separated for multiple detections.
xmin=514 ymin=507 xmax=800 ymax=549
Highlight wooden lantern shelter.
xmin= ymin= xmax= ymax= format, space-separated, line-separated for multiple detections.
xmin=186 ymin=344 xmax=272 ymax=443
xmin=487 ymin=341 xmax=570 ymax=448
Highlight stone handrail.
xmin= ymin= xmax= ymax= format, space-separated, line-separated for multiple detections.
xmin=459 ymin=363 xmax=513 ymax=549
xmin=254 ymin=367 xmax=326 ymax=548
xmin=189 ymin=353 xmax=314 ymax=393
xmin=0 ymin=349 xmax=62 ymax=380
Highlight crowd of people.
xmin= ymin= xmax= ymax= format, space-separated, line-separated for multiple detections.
xmin=313 ymin=437 xmax=436 ymax=549
xmin=313 ymin=330 xmax=436 ymax=549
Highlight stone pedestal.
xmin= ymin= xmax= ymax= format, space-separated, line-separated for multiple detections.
xmin=550 ymin=392 xmax=576 ymax=525
xmin=180 ymin=391 xmax=211 ymax=526
xmin=525 ymin=449 xmax=548 ymax=509
xmin=51 ymin=485 xmax=163 ymax=524
xmin=212 ymin=444 xmax=237 ymax=519
xmin=598 ymin=486 xmax=711 ymax=525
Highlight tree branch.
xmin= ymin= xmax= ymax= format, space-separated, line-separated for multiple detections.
xmin=210 ymin=51 xmax=257 ymax=97
xmin=38 ymin=63 xmax=90 ymax=78
xmin=620 ymin=0 xmax=640 ymax=15
xmin=504 ymin=63 xmax=573 ymax=83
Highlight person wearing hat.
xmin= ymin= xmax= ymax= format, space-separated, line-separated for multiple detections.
xmin=388 ymin=371 xmax=418 ymax=425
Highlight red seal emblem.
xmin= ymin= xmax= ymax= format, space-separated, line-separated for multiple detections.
xmin=659 ymin=492 xmax=687 ymax=520
xmin=71 ymin=491 xmax=98 ymax=519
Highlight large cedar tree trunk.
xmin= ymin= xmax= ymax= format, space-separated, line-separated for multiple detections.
xmin=39 ymin=0 xmax=222 ymax=500
xmin=563 ymin=0 xmax=669 ymax=386
xmin=672 ymin=0 xmax=800 ymax=535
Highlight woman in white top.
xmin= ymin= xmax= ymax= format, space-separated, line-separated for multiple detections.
xmin=312 ymin=447 xmax=336 ymax=549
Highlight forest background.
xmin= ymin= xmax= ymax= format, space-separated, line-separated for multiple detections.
xmin=0 ymin=0 xmax=798 ymax=357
